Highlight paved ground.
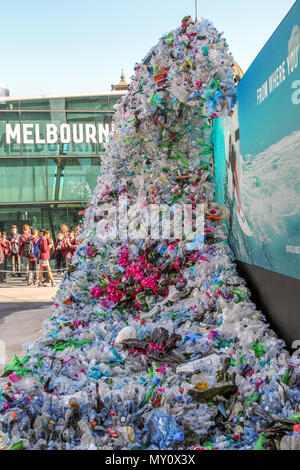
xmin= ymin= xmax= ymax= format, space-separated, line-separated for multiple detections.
xmin=0 ymin=276 xmax=60 ymax=374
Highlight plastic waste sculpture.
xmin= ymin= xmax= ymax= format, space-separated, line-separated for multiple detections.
xmin=0 ymin=16 xmax=299 ymax=452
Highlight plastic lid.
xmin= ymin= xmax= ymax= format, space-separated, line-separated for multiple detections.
xmin=173 ymin=431 xmax=185 ymax=442
xmin=293 ymin=425 xmax=300 ymax=432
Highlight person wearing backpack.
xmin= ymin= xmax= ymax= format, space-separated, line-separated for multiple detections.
xmin=8 ymin=225 xmax=21 ymax=277
xmin=27 ymin=228 xmax=40 ymax=286
xmin=19 ymin=224 xmax=31 ymax=281
xmin=38 ymin=229 xmax=56 ymax=287
xmin=0 ymin=233 xmax=11 ymax=281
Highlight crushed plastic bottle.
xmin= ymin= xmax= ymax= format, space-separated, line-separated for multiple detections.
xmin=280 ymin=425 xmax=300 ymax=451
xmin=145 ymin=409 xmax=185 ymax=449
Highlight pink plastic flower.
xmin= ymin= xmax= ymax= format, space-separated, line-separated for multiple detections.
xmin=146 ymin=342 xmax=164 ymax=354
xmin=168 ymin=243 xmax=177 ymax=252
xmin=208 ymin=330 xmax=219 ymax=340
xmin=188 ymin=253 xmax=199 ymax=261
xmin=137 ymin=254 xmax=147 ymax=267
xmin=105 ymin=281 xmax=125 ymax=303
xmin=172 ymin=257 xmax=181 ymax=271
xmin=118 ymin=247 xmax=129 ymax=268
xmin=87 ymin=246 xmax=97 ymax=258
xmin=155 ymin=365 xmax=169 ymax=374
xmin=91 ymin=286 xmax=103 ymax=299
xmin=141 ymin=275 xmax=159 ymax=294
xmin=87 ymin=246 xmax=92 ymax=257
xmin=131 ymin=287 xmax=142 ymax=298
xmin=162 ymin=288 xmax=169 ymax=297
xmin=125 ymin=264 xmax=145 ymax=282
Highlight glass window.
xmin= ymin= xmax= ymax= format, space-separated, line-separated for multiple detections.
xmin=0 ymin=112 xmax=21 ymax=156
xmin=65 ymin=95 xmax=109 ymax=111
xmin=0 ymin=203 xmax=88 ymax=241
xmin=19 ymin=99 xmax=51 ymax=110
xmin=0 ymin=205 xmax=42 ymax=234
xmin=0 ymin=101 xmax=20 ymax=111
xmin=0 ymin=158 xmax=47 ymax=203
xmin=108 ymin=95 xmax=123 ymax=110
xmin=47 ymin=157 xmax=100 ymax=202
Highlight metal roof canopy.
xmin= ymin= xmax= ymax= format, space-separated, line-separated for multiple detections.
xmin=0 ymin=90 xmax=128 ymax=103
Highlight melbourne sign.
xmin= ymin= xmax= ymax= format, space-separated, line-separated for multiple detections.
xmin=5 ymin=123 xmax=113 ymax=145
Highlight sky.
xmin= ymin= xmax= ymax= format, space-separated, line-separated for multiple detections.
xmin=0 ymin=0 xmax=296 ymax=97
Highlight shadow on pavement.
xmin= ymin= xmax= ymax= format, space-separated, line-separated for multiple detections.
xmin=0 ymin=302 xmax=52 ymax=323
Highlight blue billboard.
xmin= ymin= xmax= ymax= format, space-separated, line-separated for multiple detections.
xmin=214 ymin=1 xmax=300 ymax=280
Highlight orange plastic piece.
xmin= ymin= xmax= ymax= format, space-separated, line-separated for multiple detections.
xmin=206 ymin=216 xmax=222 ymax=221
xmin=195 ymin=382 xmax=209 ymax=390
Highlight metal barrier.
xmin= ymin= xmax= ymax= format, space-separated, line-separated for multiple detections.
xmin=0 ymin=268 xmax=67 ymax=274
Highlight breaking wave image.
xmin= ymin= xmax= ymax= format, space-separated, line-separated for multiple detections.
xmin=231 ymin=130 xmax=300 ymax=279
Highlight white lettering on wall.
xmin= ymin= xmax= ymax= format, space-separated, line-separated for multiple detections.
xmin=98 ymin=124 xmax=110 ymax=143
xmin=6 ymin=123 xmax=21 ymax=144
xmin=35 ymin=124 xmax=45 ymax=144
xmin=86 ymin=124 xmax=97 ymax=144
xmin=60 ymin=124 xmax=71 ymax=144
xmin=4 ymin=122 xmax=113 ymax=144
xmin=46 ymin=124 xmax=58 ymax=144
xmin=23 ymin=124 xmax=34 ymax=144
xmin=72 ymin=123 xmax=84 ymax=143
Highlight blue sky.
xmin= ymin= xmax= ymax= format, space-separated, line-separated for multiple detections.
xmin=0 ymin=0 xmax=296 ymax=97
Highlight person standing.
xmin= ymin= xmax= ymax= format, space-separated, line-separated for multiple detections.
xmin=39 ymin=229 xmax=48 ymax=284
xmin=8 ymin=226 xmax=21 ymax=277
xmin=60 ymin=224 xmax=69 ymax=239
xmin=65 ymin=230 xmax=78 ymax=268
xmin=27 ymin=227 xmax=40 ymax=286
xmin=38 ymin=229 xmax=56 ymax=287
xmin=0 ymin=232 xmax=11 ymax=281
xmin=19 ymin=224 xmax=31 ymax=281
xmin=0 ymin=240 xmax=4 ymax=283
xmin=55 ymin=233 xmax=65 ymax=275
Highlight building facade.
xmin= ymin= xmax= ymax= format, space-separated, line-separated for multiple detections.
xmin=0 ymin=92 xmax=126 ymax=235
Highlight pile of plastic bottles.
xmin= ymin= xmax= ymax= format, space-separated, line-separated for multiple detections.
xmin=0 ymin=16 xmax=299 ymax=451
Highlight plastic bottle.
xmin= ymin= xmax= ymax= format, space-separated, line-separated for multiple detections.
xmin=280 ymin=425 xmax=300 ymax=451
xmin=144 ymin=409 xmax=184 ymax=449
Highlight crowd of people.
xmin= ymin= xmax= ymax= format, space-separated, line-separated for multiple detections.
xmin=0 ymin=223 xmax=79 ymax=287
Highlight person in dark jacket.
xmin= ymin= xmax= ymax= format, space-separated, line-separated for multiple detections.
xmin=0 ymin=232 xmax=11 ymax=281
xmin=27 ymin=227 xmax=40 ymax=286
xmin=8 ymin=225 xmax=21 ymax=277
xmin=55 ymin=233 xmax=65 ymax=275
xmin=38 ymin=229 xmax=55 ymax=287
xmin=19 ymin=224 xmax=31 ymax=281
